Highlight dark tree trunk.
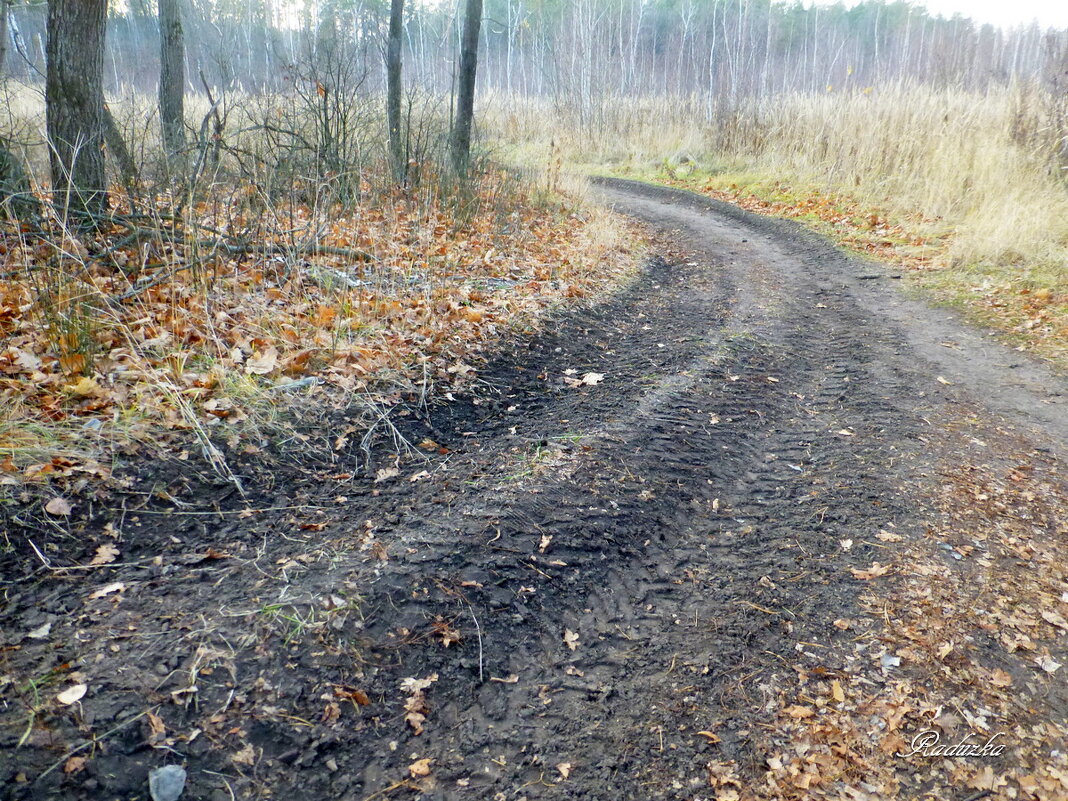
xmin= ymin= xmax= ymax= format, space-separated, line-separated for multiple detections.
xmin=386 ymin=0 xmax=405 ymax=183
xmin=450 ymin=0 xmax=482 ymax=176
xmin=158 ymin=0 xmax=186 ymax=158
xmin=0 ymin=139 xmax=40 ymax=219
xmin=46 ymin=0 xmax=108 ymax=215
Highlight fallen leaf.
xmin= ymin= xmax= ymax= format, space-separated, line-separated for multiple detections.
xmin=56 ymin=684 xmax=87 ymax=705
xmin=400 ymin=675 xmax=437 ymax=694
xmin=231 ymin=743 xmax=256 ymax=766
xmin=88 ymin=581 xmax=126 ymax=600
xmin=580 ymin=372 xmax=604 ymax=386
xmin=563 ymin=628 xmax=580 ymax=651
xmin=990 ymin=668 xmax=1013 ymax=688
xmin=245 ymin=347 xmax=279 ymax=375
xmin=936 ymin=375 xmax=952 ymax=385
xmin=784 ymin=705 xmax=814 ymax=719
xmin=147 ymin=710 xmax=167 ymax=739
xmin=831 ymin=680 xmax=845 ymax=703
xmin=409 ymin=758 xmax=432 ymax=778
xmin=851 ymin=562 xmax=891 ymax=580
xmin=374 ymin=466 xmax=399 ymax=483
xmin=67 ymin=376 xmax=101 ymax=397
xmin=875 ymin=530 xmax=903 ymax=543
xmin=90 ymin=543 xmax=120 ymax=565
xmin=63 ymin=755 xmax=87 ymax=774
xmin=1036 ymin=655 xmax=1062 ymax=674
xmin=45 ymin=497 xmax=72 ymax=516
xmin=556 ymin=762 xmax=572 ymax=780
xmin=26 ymin=621 xmax=52 ymax=640
xmin=1041 ymin=610 xmax=1068 ymax=631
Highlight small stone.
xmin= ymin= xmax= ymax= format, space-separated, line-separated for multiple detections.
xmin=325 ymin=758 xmax=339 ymax=772
xmin=149 ymin=765 xmax=187 ymax=801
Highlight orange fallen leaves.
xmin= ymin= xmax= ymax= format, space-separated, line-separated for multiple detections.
xmin=0 ymin=171 xmax=638 ymax=479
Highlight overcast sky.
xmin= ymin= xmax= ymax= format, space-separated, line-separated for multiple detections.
xmin=806 ymin=0 xmax=1068 ymax=30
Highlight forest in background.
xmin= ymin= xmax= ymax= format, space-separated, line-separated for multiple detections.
xmin=1 ymin=0 xmax=1063 ymax=100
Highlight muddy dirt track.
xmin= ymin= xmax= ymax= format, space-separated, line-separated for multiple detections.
xmin=2 ymin=179 xmax=1067 ymax=801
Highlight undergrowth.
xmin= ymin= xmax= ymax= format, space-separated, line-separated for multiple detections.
xmin=0 ymin=161 xmax=640 ymax=488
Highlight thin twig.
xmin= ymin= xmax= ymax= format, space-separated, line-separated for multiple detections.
xmin=467 ymin=601 xmax=484 ymax=683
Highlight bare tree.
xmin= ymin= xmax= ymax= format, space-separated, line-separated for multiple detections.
xmin=450 ymin=0 xmax=482 ymax=175
xmin=386 ymin=0 xmax=405 ymax=183
xmin=159 ymin=0 xmax=186 ymax=159
xmin=46 ymin=0 xmax=108 ymax=214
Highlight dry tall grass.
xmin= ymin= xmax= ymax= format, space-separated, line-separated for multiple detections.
xmin=489 ymin=84 xmax=1068 ymax=270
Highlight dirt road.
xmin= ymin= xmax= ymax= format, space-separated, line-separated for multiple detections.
xmin=4 ymin=180 xmax=1067 ymax=801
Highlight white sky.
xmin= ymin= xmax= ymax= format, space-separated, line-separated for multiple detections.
xmin=918 ymin=0 xmax=1068 ymax=28
xmin=805 ymin=0 xmax=1068 ymax=30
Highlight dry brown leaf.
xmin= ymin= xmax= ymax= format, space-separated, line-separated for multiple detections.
xmin=45 ymin=497 xmax=72 ymax=516
xmin=989 ymin=668 xmax=1013 ymax=688
xmin=231 ymin=743 xmax=257 ymax=766
xmin=851 ymin=562 xmax=891 ymax=580
xmin=147 ymin=710 xmax=167 ymax=738
xmin=409 ymin=758 xmax=433 ymax=777
xmin=245 ymin=347 xmax=279 ymax=375
xmin=556 ymin=762 xmax=572 ymax=780
xmin=830 ymin=680 xmax=845 ymax=704
xmin=90 ymin=543 xmax=120 ymax=565
xmin=563 ymin=629 xmax=580 ymax=651
xmin=374 ymin=466 xmax=399 ymax=483
xmin=784 ymin=705 xmax=815 ymax=719
xmin=1041 ymin=610 xmax=1068 ymax=631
